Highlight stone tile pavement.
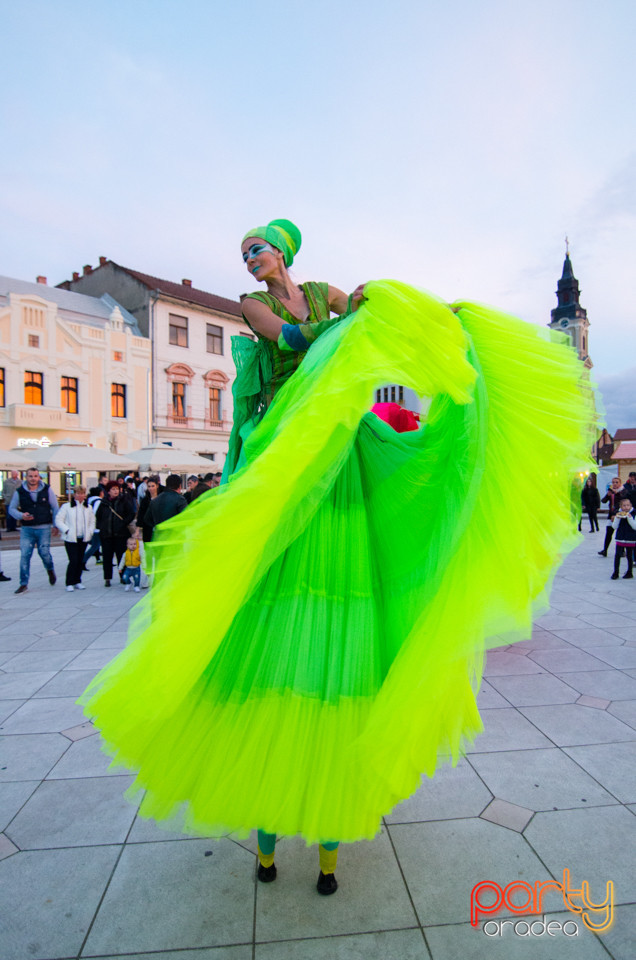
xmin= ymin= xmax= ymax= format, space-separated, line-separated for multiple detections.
xmin=0 ymin=531 xmax=634 ymax=960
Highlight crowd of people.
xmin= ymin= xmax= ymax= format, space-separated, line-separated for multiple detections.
xmin=580 ymin=471 xmax=636 ymax=579
xmin=0 ymin=468 xmax=222 ymax=593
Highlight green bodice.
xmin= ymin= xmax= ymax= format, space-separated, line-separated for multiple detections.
xmin=242 ymin=282 xmax=331 ymax=396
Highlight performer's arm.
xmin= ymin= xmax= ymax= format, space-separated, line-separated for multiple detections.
xmin=242 ymin=298 xmax=285 ymax=342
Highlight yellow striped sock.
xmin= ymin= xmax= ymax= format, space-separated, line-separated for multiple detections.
xmin=319 ymin=844 xmax=338 ymax=875
xmin=258 ymin=845 xmax=275 ymax=868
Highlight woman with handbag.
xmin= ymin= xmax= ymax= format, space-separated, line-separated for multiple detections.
xmin=95 ymin=480 xmax=136 ymax=587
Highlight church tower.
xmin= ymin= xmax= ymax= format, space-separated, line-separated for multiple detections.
xmin=549 ymin=241 xmax=592 ymax=369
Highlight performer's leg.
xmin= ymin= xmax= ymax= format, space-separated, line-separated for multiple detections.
xmin=317 ymin=841 xmax=339 ymax=896
xmin=257 ymin=830 xmax=277 ymax=882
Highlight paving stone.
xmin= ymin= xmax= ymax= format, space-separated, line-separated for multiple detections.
xmin=527 ymin=649 xmax=609 ymax=673
xmin=83 ymin=838 xmax=254 ymax=955
xmin=386 ymin=758 xmax=492 ymax=823
xmin=0 ymin=650 xmax=78 ymax=673
xmin=550 ymin=626 xmax=627 ymax=647
xmin=553 ymin=669 xmax=636 ymax=700
xmin=582 ymin=645 xmax=636 ymax=668
xmin=518 ymin=703 xmax=636 ymax=746
xmin=0 ymin=733 xmax=70 ymax=781
xmin=0 ymin=670 xmax=56 ymax=700
xmin=389 ymin=817 xmax=552 ymax=926
xmin=575 ymin=695 xmax=610 ymax=709
xmin=480 ymin=798 xmax=533 ymax=832
xmin=32 ymin=669 xmax=96 ymax=699
xmin=0 ymin=780 xmax=39 ymax=830
xmin=563 ymin=742 xmax=636 ymax=803
xmin=86 ymin=949 xmax=252 ymax=960
xmin=0 ymin=844 xmax=119 ymax=960
xmin=487 ymin=673 xmax=579 ymax=706
xmin=0 ymin=831 xmax=19 ymax=859
xmin=64 ymin=648 xmax=118 ymax=670
xmin=476 ymin=680 xmax=510 ymax=709
xmin=482 ymin=652 xmax=544 ymax=677
xmin=256 ymin=930 xmax=429 ymax=959
xmin=607 ymin=699 xmax=636 ymax=729
xmin=0 ymin=696 xmax=86 ymax=734
xmin=6 ymin=775 xmax=138 ymax=849
xmin=424 ymin=917 xmax=610 ymax=959
xmin=524 ymin=805 xmax=636 ymax=904
xmin=469 ymin=748 xmax=616 ymax=812
xmin=0 ymin=699 xmax=24 ymax=723
xmin=467 ymin=709 xmax=552 ymax=753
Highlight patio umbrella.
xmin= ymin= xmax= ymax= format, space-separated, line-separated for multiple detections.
xmin=0 ymin=448 xmax=32 ymax=470
xmin=128 ymin=443 xmax=217 ymax=474
xmin=12 ymin=438 xmax=137 ymax=472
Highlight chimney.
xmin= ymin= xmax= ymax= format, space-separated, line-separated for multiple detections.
xmin=36 ymin=275 xmax=47 ymax=285
xmin=83 ymin=264 xmax=92 ymax=275
xmin=99 ymin=256 xmax=108 ymax=266
xmin=72 ymin=272 xmax=80 ymax=281
xmin=182 ymin=278 xmax=192 ymax=287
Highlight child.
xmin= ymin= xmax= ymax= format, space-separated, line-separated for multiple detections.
xmin=118 ymin=537 xmax=142 ymax=592
xmin=610 ymin=498 xmax=636 ymax=580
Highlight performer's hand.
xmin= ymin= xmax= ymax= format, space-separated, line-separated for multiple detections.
xmin=351 ymin=284 xmax=367 ymax=311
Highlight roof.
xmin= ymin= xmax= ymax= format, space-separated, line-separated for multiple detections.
xmin=111 ymin=263 xmax=242 ymax=317
xmin=0 ymin=275 xmax=145 ymax=336
xmin=613 ymin=428 xmax=636 ymax=441
xmin=611 ymin=442 xmax=636 ymax=460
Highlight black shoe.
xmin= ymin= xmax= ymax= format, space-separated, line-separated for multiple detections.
xmin=0 ymin=572 xmax=11 ymax=582
xmin=623 ymin=572 xmax=634 ymax=579
xmin=316 ymin=871 xmax=338 ymax=895
xmin=14 ymin=585 xmax=28 ymax=594
xmin=598 ymin=551 xmax=607 ymax=556
xmin=82 ymin=565 xmax=89 ymax=572
xmin=48 ymin=570 xmax=57 ymax=585
xmin=611 ymin=573 xmax=619 ymax=580
xmin=105 ymin=580 xmax=111 ymax=587
xmin=257 ymin=863 xmax=277 ymax=883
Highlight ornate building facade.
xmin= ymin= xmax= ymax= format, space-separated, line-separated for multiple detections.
xmin=548 ymin=245 xmax=592 ymax=370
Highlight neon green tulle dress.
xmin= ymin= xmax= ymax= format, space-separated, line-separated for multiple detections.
xmin=78 ymin=280 xmax=596 ymax=845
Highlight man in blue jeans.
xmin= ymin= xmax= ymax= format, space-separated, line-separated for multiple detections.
xmin=8 ymin=468 xmax=59 ymax=594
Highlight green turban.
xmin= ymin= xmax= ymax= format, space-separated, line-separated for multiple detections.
xmin=242 ymin=218 xmax=302 ymax=267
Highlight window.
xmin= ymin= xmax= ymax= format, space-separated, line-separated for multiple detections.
xmin=113 ymin=350 xmax=124 ymax=362
xmin=111 ymin=383 xmax=126 ymax=418
xmin=172 ymin=382 xmax=186 ymax=418
xmin=209 ymin=387 xmax=221 ymax=421
xmin=25 ymin=371 xmax=43 ymax=405
xmin=0 ymin=367 xmax=4 ymax=407
xmin=375 ymin=385 xmax=404 ymax=404
xmin=206 ymin=323 xmax=223 ymax=355
xmin=28 ymin=334 xmax=40 ymax=348
xmin=61 ymin=376 xmax=78 ymax=414
xmin=169 ymin=314 xmax=188 ymax=347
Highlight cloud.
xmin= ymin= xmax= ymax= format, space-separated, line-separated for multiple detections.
xmin=596 ymin=367 xmax=636 ymax=432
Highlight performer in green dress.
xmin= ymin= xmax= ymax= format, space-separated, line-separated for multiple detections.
xmin=79 ymin=217 xmax=596 ymax=898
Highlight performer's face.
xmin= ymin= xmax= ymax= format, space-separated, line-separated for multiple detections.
xmin=241 ymin=238 xmax=280 ymax=280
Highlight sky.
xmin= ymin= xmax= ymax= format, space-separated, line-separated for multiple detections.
xmin=1 ymin=0 xmax=634 ymax=429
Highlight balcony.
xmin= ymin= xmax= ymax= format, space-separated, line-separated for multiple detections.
xmin=164 ymin=403 xmax=192 ymax=428
xmin=6 ymin=403 xmax=81 ymax=430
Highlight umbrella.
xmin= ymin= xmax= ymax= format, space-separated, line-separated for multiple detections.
xmin=0 ymin=448 xmax=32 ymax=470
xmin=12 ymin=438 xmax=137 ymax=472
xmin=128 ymin=443 xmax=217 ymax=473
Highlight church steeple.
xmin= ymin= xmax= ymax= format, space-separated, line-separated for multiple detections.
xmin=548 ymin=241 xmax=592 ymax=369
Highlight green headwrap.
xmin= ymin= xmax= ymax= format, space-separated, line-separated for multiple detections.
xmin=242 ymin=218 xmax=302 ymax=267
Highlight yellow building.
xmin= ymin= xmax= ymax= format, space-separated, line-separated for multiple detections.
xmin=0 ymin=275 xmax=151 ymax=460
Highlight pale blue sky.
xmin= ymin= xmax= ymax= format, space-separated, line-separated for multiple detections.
xmin=1 ymin=0 xmax=634 ymax=427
